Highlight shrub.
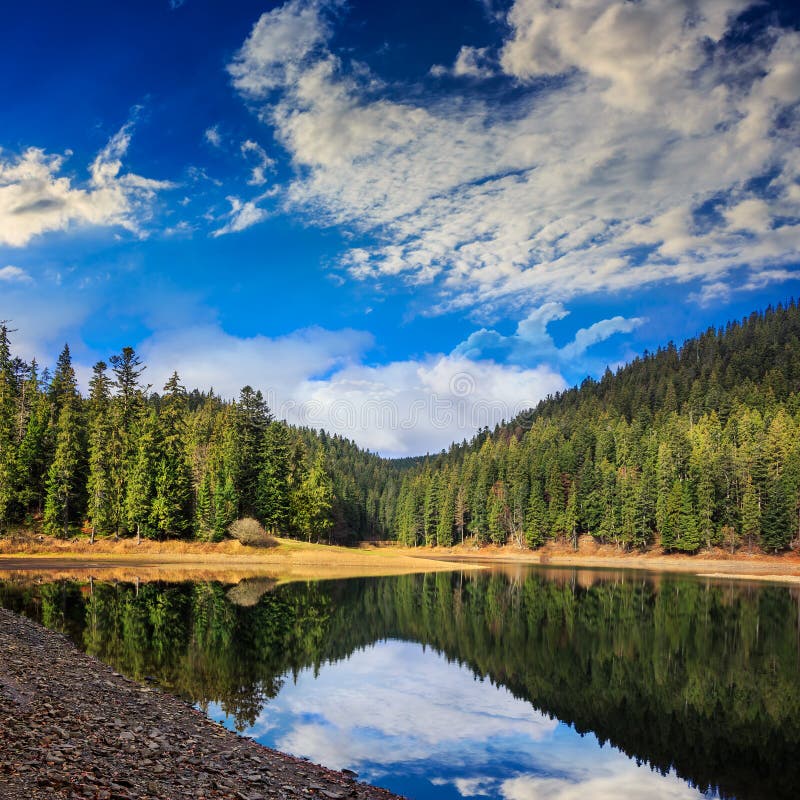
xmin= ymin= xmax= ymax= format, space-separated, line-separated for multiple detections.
xmin=227 ymin=517 xmax=276 ymax=547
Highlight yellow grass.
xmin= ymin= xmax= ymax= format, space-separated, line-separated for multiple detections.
xmin=0 ymin=533 xmax=479 ymax=584
xmin=3 ymin=531 xmax=800 ymax=586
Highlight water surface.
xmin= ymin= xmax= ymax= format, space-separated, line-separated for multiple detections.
xmin=2 ymin=567 xmax=798 ymax=799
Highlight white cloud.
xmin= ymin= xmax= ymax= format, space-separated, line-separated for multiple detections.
xmin=212 ymin=195 xmax=269 ymax=236
xmin=0 ymin=265 xmax=32 ymax=284
xmin=204 ymin=125 xmax=223 ymax=147
xmin=0 ymin=122 xmax=173 ymax=247
xmin=241 ymin=140 xmax=275 ymax=185
xmin=227 ymin=0 xmax=800 ymax=314
xmin=500 ymin=0 xmax=750 ymax=112
xmin=453 ymin=302 xmax=644 ymax=365
xmin=214 ymin=639 xmax=709 ymax=800
xmin=500 ymin=767 xmax=706 ymax=800
xmin=268 ymin=641 xmax=558 ymax=769
xmin=228 ymin=0 xmax=341 ymax=98
xmin=432 ymin=46 xmax=496 ymax=79
xmin=136 ymin=322 xmax=565 ymax=456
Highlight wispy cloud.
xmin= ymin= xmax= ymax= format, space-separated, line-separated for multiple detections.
xmin=0 ymin=120 xmax=173 ymax=247
xmin=241 ymin=140 xmax=275 ymax=185
xmin=211 ymin=194 xmax=270 ymax=236
xmin=227 ymin=0 xmax=800 ymax=314
xmin=204 ymin=125 xmax=222 ymax=148
xmin=0 ymin=265 xmax=33 ymax=284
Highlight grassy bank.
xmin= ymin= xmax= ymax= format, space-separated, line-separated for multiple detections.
xmin=3 ymin=531 xmax=800 ymax=585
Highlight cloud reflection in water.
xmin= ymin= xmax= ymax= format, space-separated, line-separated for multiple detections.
xmin=210 ymin=639 xmax=716 ymax=799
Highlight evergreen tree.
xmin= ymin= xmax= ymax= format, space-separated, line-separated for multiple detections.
xmin=151 ymin=373 xmax=193 ymax=538
xmin=761 ymin=474 xmax=793 ymax=552
xmin=0 ymin=324 xmax=17 ymax=531
xmin=86 ymin=362 xmax=114 ymax=543
xmin=213 ymin=471 xmax=238 ymax=541
xmin=125 ymin=410 xmax=159 ymax=543
xmin=294 ymin=451 xmax=334 ymax=542
xmin=236 ymin=386 xmax=272 ymax=514
xmin=257 ymin=422 xmax=291 ymax=534
xmin=43 ymin=400 xmax=84 ymax=537
xmin=524 ymin=482 xmax=548 ymax=548
xmin=741 ymin=476 xmax=761 ymax=552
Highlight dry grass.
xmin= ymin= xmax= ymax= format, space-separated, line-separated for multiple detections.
xmin=4 ymin=529 xmax=800 ymax=586
xmin=0 ymin=530 xmax=479 ymax=585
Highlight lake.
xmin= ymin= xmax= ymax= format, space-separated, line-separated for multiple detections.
xmin=1 ymin=567 xmax=798 ymax=799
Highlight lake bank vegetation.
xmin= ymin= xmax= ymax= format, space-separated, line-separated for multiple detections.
xmin=3 ymin=302 xmax=800 ymax=556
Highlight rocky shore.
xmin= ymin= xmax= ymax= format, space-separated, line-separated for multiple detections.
xmin=0 ymin=608 xmax=402 ymax=800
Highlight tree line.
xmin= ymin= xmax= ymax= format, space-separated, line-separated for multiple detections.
xmin=0 ymin=328 xmax=400 ymax=542
xmin=393 ymin=301 xmax=800 ymax=553
xmin=4 ymin=300 xmax=800 ymax=551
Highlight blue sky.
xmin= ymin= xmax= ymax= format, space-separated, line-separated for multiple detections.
xmin=210 ymin=639 xmax=714 ymax=800
xmin=1 ymin=0 xmax=799 ymax=455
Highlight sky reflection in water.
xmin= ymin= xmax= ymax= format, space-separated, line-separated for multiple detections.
xmin=209 ymin=639 xmax=715 ymax=800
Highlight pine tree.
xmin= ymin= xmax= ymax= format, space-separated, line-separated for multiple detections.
xmin=125 ymin=410 xmax=159 ymax=543
xmin=564 ymin=480 xmax=579 ymax=549
xmin=676 ymin=481 xmax=701 ymax=552
xmin=86 ymin=362 xmax=114 ymax=543
xmin=151 ymin=373 xmax=193 ymax=538
xmin=0 ymin=324 xmax=17 ymax=531
xmin=236 ymin=386 xmax=271 ymax=514
xmin=257 ymin=422 xmax=291 ymax=533
xmin=761 ymin=474 xmax=793 ymax=552
xmin=660 ymin=480 xmax=682 ymax=551
xmin=524 ymin=482 xmax=548 ymax=548
xmin=294 ymin=451 xmax=334 ymax=542
xmin=436 ymin=471 xmax=456 ymax=547
xmin=488 ymin=481 xmax=509 ymax=545
xmin=741 ymin=476 xmax=761 ymax=552
xmin=109 ymin=347 xmax=146 ymax=432
xmin=195 ymin=470 xmax=214 ymax=538
xmin=43 ymin=400 xmax=84 ymax=537
xmin=213 ymin=471 xmax=238 ymax=540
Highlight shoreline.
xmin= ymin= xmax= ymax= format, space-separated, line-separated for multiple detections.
xmin=0 ymin=606 xmax=402 ymax=800
xmin=2 ymin=534 xmax=800 ymax=585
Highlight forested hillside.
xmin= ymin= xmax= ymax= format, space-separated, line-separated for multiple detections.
xmin=3 ymin=301 xmax=800 ymax=552
xmin=0 ymin=330 xmax=400 ymax=542
xmin=394 ymin=302 xmax=800 ymax=553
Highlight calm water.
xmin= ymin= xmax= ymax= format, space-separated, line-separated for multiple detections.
xmin=1 ymin=568 xmax=799 ymax=800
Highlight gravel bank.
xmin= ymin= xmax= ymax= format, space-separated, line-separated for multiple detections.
xmin=0 ymin=607 xmax=402 ymax=800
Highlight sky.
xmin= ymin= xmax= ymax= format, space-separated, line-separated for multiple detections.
xmin=1 ymin=0 xmax=799 ymax=456
xmin=209 ymin=639 xmax=715 ymax=800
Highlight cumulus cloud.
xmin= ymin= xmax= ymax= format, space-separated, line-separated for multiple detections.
xmin=267 ymin=641 xmax=558 ymax=769
xmin=432 ymin=46 xmax=496 ymax=79
xmin=499 ymin=767 xmax=706 ymax=800
xmin=0 ymin=122 xmax=173 ymax=247
xmin=227 ymin=0 xmax=800 ymax=314
xmin=213 ymin=639 xmax=707 ymax=800
xmin=136 ymin=322 xmax=565 ymax=456
xmin=453 ymin=302 xmax=644 ymax=366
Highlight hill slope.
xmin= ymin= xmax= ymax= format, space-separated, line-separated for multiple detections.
xmin=390 ymin=301 xmax=800 ymax=553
